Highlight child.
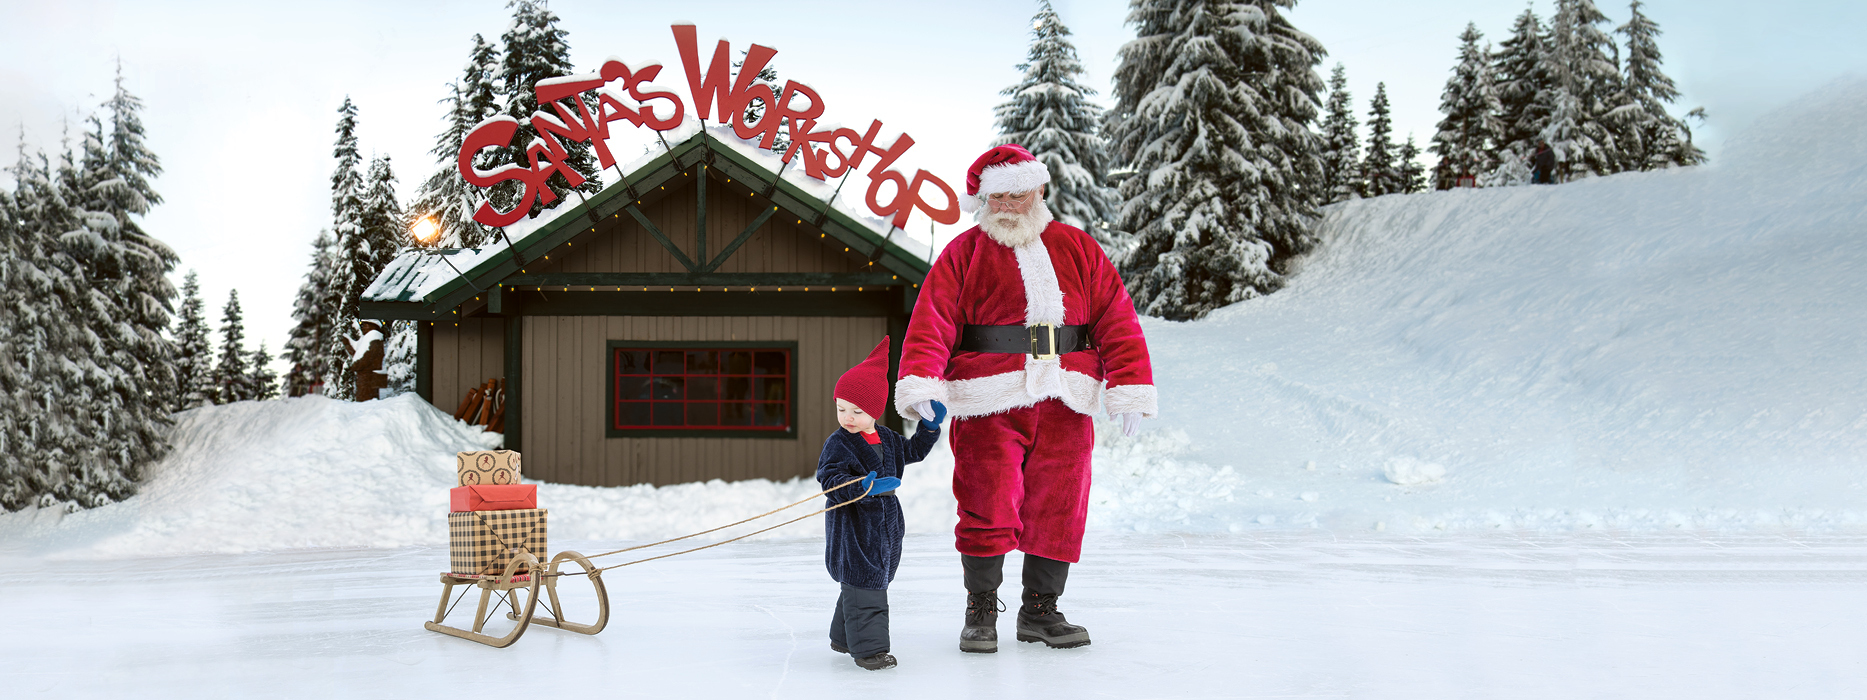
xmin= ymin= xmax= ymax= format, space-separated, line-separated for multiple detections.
xmin=819 ymin=336 xmax=946 ymax=671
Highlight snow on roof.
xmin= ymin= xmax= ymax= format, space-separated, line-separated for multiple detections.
xmin=362 ymin=244 xmax=512 ymax=303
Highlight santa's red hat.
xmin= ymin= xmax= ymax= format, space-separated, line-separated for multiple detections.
xmin=961 ymin=144 xmax=1051 ymax=214
xmin=835 ymin=336 xmax=892 ymax=419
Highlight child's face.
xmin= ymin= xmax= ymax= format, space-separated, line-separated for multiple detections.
xmin=835 ymin=398 xmax=876 ymax=434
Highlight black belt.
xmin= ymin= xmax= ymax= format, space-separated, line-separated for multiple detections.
xmin=958 ymin=323 xmax=1090 ymax=359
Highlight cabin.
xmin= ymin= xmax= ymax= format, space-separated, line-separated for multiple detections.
xmin=361 ymin=128 xmax=931 ymax=487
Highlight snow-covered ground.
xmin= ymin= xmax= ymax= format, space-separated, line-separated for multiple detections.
xmin=3 ymin=79 xmax=1865 ymax=697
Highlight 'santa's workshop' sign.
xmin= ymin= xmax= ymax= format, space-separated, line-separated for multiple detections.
xmin=458 ymin=25 xmax=963 ymax=231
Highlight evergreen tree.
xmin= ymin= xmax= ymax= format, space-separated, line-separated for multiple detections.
xmin=1108 ymin=0 xmax=1327 ymax=321
xmin=1492 ymin=8 xmax=1553 ymax=171
xmin=329 ymin=99 xmax=368 ymax=400
xmin=994 ymin=0 xmax=1119 ymax=246
xmin=413 ymin=34 xmax=502 ymax=249
xmin=1397 ymin=135 xmax=1427 ymax=193
xmin=1360 ymin=82 xmax=1400 ymax=196
xmin=283 ymin=230 xmax=339 ymax=397
xmin=1430 ymin=24 xmax=1504 ymax=189
xmin=3 ymin=142 xmax=72 ymax=509
xmin=1317 ymin=63 xmax=1361 ymax=204
xmin=1612 ymin=0 xmax=1704 ymax=169
xmin=173 ymin=270 xmax=215 ymax=409
xmin=360 ymin=155 xmax=404 ymax=277
xmin=495 ymin=0 xmax=601 ymax=217
xmin=736 ymin=51 xmax=790 ymax=154
xmin=213 ymin=289 xmax=251 ymax=404
xmin=383 ymin=320 xmax=419 ymax=397
xmin=248 ymin=341 xmax=279 ymax=401
xmin=0 ymin=168 xmax=25 ymax=509
xmin=1542 ymin=0 xmax=1624 ymax=180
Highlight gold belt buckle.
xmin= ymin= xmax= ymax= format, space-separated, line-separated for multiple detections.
xmin=1028 ymin=323 xmax=1059 ymax=361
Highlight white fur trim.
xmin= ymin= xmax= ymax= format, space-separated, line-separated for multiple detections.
xmin=1104 ymin=383 xmax=1158 ymax=419
xmin=977 ymin=159 xmax=1050 ymax=196
xmin=894 ymin=374 xmax=948 ymax=422
xmin=944 ymin=368 xmax=1105 ymax=419
xmin=1014 ymin=234 xmax=1065 ymax=325
xmin=959 ymin=194 xmax=981 ymax=214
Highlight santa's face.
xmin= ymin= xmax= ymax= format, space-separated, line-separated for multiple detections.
xmin=979 ymin=186 xmax=1051 ymax=248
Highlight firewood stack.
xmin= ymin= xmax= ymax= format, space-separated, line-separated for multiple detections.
xmin=454 ymin=378 xmax=506 ymax=433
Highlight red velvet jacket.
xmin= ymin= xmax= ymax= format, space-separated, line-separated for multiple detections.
xmin=895 ymin=219 xmax=1157 ymax=421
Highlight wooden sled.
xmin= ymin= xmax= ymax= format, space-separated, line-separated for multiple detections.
xmin=425 ymin=550 xmax=610 ymax=647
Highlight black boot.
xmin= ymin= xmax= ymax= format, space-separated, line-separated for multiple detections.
xmin=852 ymin=652 xmax=897 ymax=670
xmin=1015 ymin=554 xmax=1090 ymax=649
xmin=960 ymin=554 xmax=1005 ymax=653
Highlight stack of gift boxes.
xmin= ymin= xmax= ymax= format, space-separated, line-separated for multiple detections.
xmin=448 ymin=450 xmax=548 ymax=577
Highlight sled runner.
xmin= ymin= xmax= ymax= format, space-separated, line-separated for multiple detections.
xmin=425 ymin=477 xmax=873 ymax=648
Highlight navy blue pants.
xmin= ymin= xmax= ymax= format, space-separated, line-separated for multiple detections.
xmin=829 ymin=583 xmax=890 ymax=658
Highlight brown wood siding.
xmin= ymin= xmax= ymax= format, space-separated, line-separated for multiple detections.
xmin=528 ymin=169 xmax=872 ymax=277
xmin=430 ymin=318 xmax=504 ymax=417
xmin=521 ymin=315 xmax=887 ymax=486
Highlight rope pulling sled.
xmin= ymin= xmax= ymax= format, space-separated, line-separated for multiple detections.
xmin=425 ymin=476 xmax=875 ymax=647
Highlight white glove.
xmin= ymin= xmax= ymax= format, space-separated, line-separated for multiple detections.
xmin=1119 ymin=412 xmax=1142 ymax=437
xmin=914 ymin=400 xmax=937 ymax=423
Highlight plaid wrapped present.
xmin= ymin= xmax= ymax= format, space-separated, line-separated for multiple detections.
xmin=448 ymin=508 xmax=547 ymax=576
xmin=457 ymin=450 xmax=522 ymax=486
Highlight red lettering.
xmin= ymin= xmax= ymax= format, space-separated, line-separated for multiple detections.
xmin=626 ymin=64 xmax=685 ymax=130
xmin=672 ymin=25 xmax=776 ymax=125
xmin=460 ymin=118 xmax=543 ymax=228
xmin=866 ymin=168 xmax=961 ymax=230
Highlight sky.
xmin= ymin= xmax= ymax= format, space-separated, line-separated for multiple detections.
xmin=1 ymin=0 xmax=1862 ymax=368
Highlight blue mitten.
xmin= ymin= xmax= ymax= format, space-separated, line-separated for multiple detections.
xmin=860 ymin=470 xmax=878 ymax=492
xmin=920 ymin=399 xmax=948 ymax=429
xmin=859 ymin=471 xmax=901 ymax=494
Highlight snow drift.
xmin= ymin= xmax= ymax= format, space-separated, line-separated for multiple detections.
xmin=5 ymin=80 xmax=1866 ymax=556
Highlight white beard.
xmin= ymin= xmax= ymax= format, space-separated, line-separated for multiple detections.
xmin=978 ymin=198 xmax=1055 ymax=249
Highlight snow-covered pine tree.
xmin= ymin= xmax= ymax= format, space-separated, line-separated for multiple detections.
xmin=329 ymin=99 xmax=369 ymax=400
xmin=248 ymin=341 xmax=279 ymax=401
xmin=0 ymin=168 xmax=25 ymax=509
xmin=1360 ymin=82 xmax=1401 ymax=197
xmin=1612 ymin=0 xmax=1704 ymax=169
xmin=213 ymin=289 xmax=252 ymax=404
xmin=3 ymin=142 xmax=66 ymax=509
xmin=383 ymin=320 xmax=418 ymax=397
xmin=1430 ymin=23 xmax=1504 ymax=189
xmin=1492 ymin=7 xmax=1553 ymax=173
xmin=994 ymin=0 xmax=1119 ymax=247
xmin=1108 ymin=0 xmax=1327 ymax=321
xmin=172 ymin=270 xmax=215 ymax=409
xmin=360 ymin=155 xmax=404 ymax=277
xmin=1542 ymin=0 xmax=1624 ymax=180
xmin=84 ymin=71 xmax=180 ymax=483
xmin=413 ymin=34 xmax=502 ymax=249
xmin=283 ymin=229 xmax=337 ymax=397
xmin=496 ymin=0 xmax=601 ymax=217
xmin=1318 ymin=63 xmax=1361 ymax=204
xmin=1398 ymin=135 xmax=1427 ymax=193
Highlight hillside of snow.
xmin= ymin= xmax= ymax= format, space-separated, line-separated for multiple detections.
xmin=4 ymin=79 xmax=1865 ymax=557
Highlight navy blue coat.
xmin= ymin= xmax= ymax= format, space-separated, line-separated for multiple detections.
xmin=818 ymin=424 xmax=940 ymax=590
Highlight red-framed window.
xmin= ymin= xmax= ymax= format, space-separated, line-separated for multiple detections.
xmin=608 ymin=342 xmax=796 ymax=437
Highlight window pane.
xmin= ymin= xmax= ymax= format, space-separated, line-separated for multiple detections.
xmin=688 ymin=377 xmax=718 ymax=401
xmin=755 ymin=402 xmax=787 ymax=427
xmin=616 ymin=402 xmax=650 ymax=426
xmin=754 ymin=351 xmax=787 ymax=375
xmin=653 ymin=402 xmax=685 ymax=426
xmin=653 ymin=377 xmax=685 ymax=400
xmin=720 ymin=402 xmax=752 ymax=426
xmin=723 ymin=351 xmax=753 ymax=375
xmin=756 ymin=377 xmax=787 ymax=401
xmin=654 ymin=350 xmax=684 ymax=374
xmin=616 ymin=350 xmax=651 ymax=375
xmin=686 ymin=350 xmax=718 ymax=374
xmin=617 ymin=376 xmax=650 ymax=400
xmin=722 ymin=377 xmax=752 ymax=401
xmin=685 ymin=402 xmax=719 ymax=426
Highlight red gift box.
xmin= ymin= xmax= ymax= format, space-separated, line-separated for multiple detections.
xmin=450 ymin=484 xmax=538 ymax=512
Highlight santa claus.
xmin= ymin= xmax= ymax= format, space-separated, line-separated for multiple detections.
xmin=895 ymin=144 xmax=1156 ymax=653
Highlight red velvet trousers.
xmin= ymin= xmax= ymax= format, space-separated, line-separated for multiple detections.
xmin=949 ymin=399 xmax=1095 ymax=563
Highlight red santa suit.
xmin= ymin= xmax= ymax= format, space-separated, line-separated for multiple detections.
xmin=895 ymin=150 xmax=1157 ymax=564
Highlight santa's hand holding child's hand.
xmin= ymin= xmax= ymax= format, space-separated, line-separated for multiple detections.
xmin=860 ymin=470 xmax=901 ymax=495
xmin=915 ymin=400 xmax=948 ymax=428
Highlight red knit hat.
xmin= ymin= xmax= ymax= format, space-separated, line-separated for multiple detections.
xmin=835 ymin=336 xmax=891 ymax=419
xmin=961 ymin=144 xmax=1051 ymax=214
